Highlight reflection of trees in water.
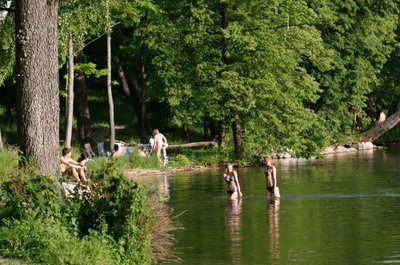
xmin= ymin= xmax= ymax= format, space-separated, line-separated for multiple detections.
xmin=267 ymin=198 xmax=281 ymax=265
xmin=226 ymin=198 xmax=243 ymax=265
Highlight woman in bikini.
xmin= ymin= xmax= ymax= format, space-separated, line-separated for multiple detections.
xmin=264 ymin=156 xmax=279 ymax=198
xmin=223 ymin=163 xmax=243 ymax=200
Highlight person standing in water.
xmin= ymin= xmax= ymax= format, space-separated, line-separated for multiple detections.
xmin=223 ymin=163 xmax=243 ymax=200
xmin=264 ymin=156 xmax=280 ymax=198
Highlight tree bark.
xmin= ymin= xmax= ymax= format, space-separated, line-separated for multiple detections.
xmin=232 ymin=114 xmax=245 ymax=158
xmin=113 ymin=56 xmax=130 ymax=97
xmin=183 ymin=124 xmax=190 ymax=141
xmin=15 ymin=0 xmax=59 ymax=175
xmin=74 ymin=58 xmax=93 ymax=147
xmin=107 ymin=32 xmax=115 ymax=150
xmin=0 ymin=128 xmax=3 ymax=149
xmin=65 ymin=38 xmax=74 ymax=148
xmin=168 ymin=141 xmax=216 ymax=149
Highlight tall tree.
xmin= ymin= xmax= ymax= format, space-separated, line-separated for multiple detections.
xmin=105 ymin=0 xmax=115 ymax=150
xmin=65 ymin=38 xmax=74 ymax=148
xmin=0 ymin=128 xmax=3 ymax=149
xmin=15 ymin=0 xmax=59 ymax=174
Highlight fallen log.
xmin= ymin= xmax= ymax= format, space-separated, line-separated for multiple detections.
xmin=360 ymin=109 xmax=400 ymax=142
xmin=168 ymin=141 xmax=216 ymax=149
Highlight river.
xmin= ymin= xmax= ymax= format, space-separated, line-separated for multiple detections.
xmin=148 ymin=148 xmax=400 ymax=265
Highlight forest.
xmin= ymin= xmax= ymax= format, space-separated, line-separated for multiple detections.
xmin=1 ymin=0 xmax=400 ymax=171
xmin=2 ymin=1 xmax=400 ymax=264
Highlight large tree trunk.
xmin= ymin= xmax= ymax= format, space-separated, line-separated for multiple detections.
xmin=15 ymin=0 xmax=59 ymax=175
xmin=65 ymin=38 xmax=74 ymax=148
xmin=0 ymin=128 xmax=3 ymax=149
xmin=107 ymin=32 xmax=115 ymax=150
xmin=74 ymin=59 xmax=93 ymax=147
xmin=360 ymin=109 xmax=400 ymax=142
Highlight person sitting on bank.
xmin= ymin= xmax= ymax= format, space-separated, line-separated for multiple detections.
xmin=111 ymin=144 xmax=123 ymax=158
xmin=60 ymin=147 xmax=87 ymax=182
xmin=77 ymin=151 xmax=91 ymax=181
xmin=138 ymin=146 xmax=146 ymax=157
xmin=378 ymin=109 xmax=386 ymax=124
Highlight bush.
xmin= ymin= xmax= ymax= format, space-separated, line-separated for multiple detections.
xmin=0 ymin=218 xmax=114 ymax=265
xmin=173 ymin=154 xmax=190 ymax=167
xmin=0 ymin=162 xmax=158 ymax=264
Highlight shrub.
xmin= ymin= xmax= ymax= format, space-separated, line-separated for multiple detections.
xmin=173 ymin=154 xmax=190 ymax=167
xmin=0 ymin=218 xmax=114 ymax=265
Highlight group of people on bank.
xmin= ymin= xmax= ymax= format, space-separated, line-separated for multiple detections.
xmin=59 ymin=128 xmax=169 ymax=183
xmin=223 ymin=156 xmax=280 ymax=200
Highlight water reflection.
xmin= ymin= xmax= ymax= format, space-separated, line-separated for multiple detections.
xmin=267 ymin=198 xmax=280 ymax=265
xmin=225 ymin=198 xmax=242 ymax=265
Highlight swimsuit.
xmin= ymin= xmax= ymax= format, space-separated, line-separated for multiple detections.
xmin=265 ymin=167 xmax=276 ymax=192
xmin=226 ymin=174 xmax=237 ymax=194
xmin=227 ymin=189 xmax=238 ymax=195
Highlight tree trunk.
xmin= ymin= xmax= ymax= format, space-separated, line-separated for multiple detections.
xmin=221 ymin=2 xmax=244 ymax=156
xmin=360 ymin=110 xmax=400 ymax=142
xmin=113 ymin=56 xmax=130 ymax=97
xmin=0 ymin=128 xmax=4 ymax=149
xmin=360 ymin=98 xmax=400 ymax=142
xmin=138 ymin=11 xmax=148 ymax=143
xmin=168 ymin=141 xmax=215 ymax=149
xmin=15 ymin=0 xmax=59 ymax=175
xmin=65 ymin=38 xmax=74 ymax=148
xmin=232 ymin=115 xmax=245 ymax=158
xmin=127 ymin=69 xmax=149 ymax=143
xmin=74 ymin=57 xmax=93 ymax=147
xmin=107 ymin=32 xmax=115 ymax=150
xmin=183 ymin=124 xmax=190 ymax=141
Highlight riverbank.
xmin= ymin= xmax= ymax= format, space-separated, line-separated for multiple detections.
xmin=124 ymin=164 xmax=221 ymax=179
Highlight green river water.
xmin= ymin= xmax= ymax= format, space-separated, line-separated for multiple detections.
xmin=150 ymin=148 xmax=400 ymax=265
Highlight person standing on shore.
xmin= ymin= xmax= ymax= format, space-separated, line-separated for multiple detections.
xmin=223 ymin=163 xmax=243 ymax=200
xmin=152 ymin=128 xmax=168 ymax=166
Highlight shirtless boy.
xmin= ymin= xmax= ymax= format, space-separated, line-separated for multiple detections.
xmin=60 ymin=147 xmax=87 ymax=182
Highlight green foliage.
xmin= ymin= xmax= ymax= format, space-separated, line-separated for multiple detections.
xmin=0 ymin=13 xmax=15 ymax=86
xmin=0 ymin=161 xmax=156 ymax=264
xmin=64 ymin=163 xmax=153 ymax=264
xmin=0 ymin=174 xmax=62 ymax=222
xmin=0 ymin=147 xmax=19 ymax=181
xmin=173 ymin=154 xmax=191 ymax=167
xmin=75 ymin=62 xmax=108 ymax=78
xmin=0 ymin=218 xmax=115 ymax=265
